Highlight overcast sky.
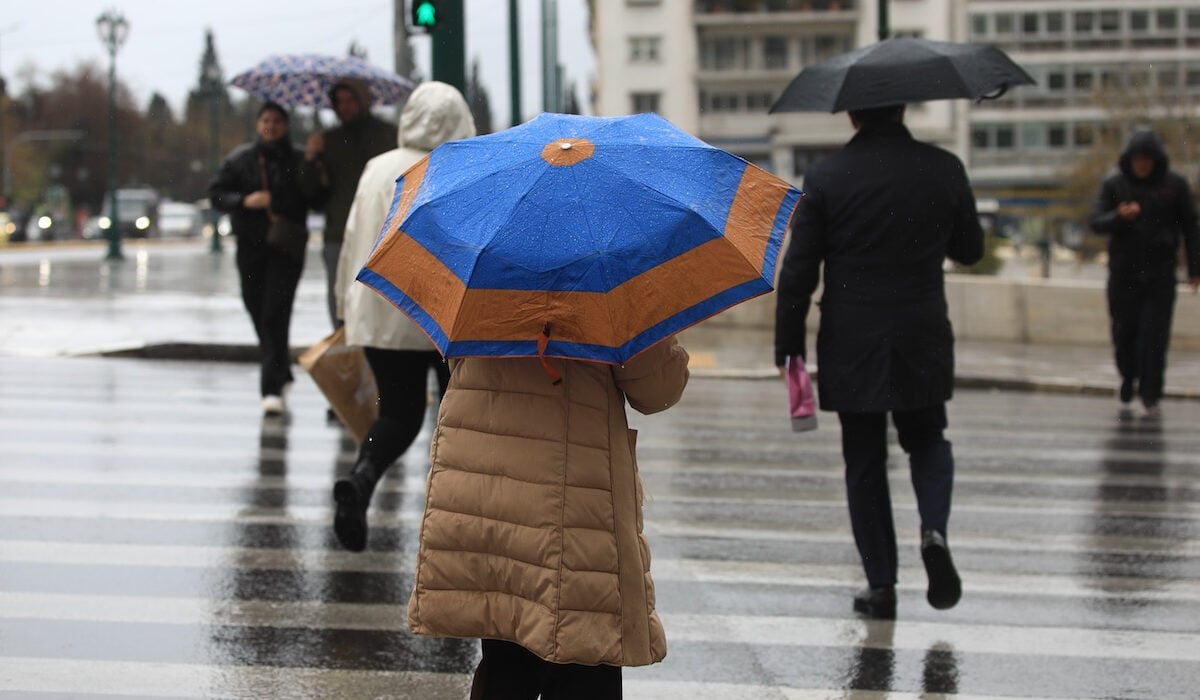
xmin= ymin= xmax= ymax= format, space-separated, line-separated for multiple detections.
xmin=1 ymin=0 xmax=594 ymax=128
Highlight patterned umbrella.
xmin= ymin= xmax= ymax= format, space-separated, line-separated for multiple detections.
xmin=229 ymin=53 xmax=413 ymax=107
xmin=358 ymin=112 xmax=802 ymax=366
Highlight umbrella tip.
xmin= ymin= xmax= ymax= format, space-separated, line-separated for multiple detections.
xmin=560 ymin=142 xmax=573 ymax=150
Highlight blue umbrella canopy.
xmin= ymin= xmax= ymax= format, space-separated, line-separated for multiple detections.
xmin=359 ymin=112 xmax=802 ymax=366
xmin=229 ymin=53 xmax=413 ymax=107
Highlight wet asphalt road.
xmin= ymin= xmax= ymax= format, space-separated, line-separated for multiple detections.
xmin=1 ymin=241 xmax=1199 ymax=698
xmin=1 ymin=353 xmax=1199 ymax=699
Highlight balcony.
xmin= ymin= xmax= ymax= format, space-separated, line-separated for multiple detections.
xmin=695 ymin=0 xmax=855 ymax=15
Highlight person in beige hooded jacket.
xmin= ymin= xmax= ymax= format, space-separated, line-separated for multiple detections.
xmin=411 ymin=339 xmax=689 ymax=699
xmin=331 ymin=81 xmax=476 ymax=552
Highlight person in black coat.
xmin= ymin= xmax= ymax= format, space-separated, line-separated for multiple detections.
xmin=209 ymin=102 xmax=315 ymax=415
xmin=774 ymin=105 xmax=984 ymax=619
xmin=1088 ymin=127 xmax=1200 ymax=417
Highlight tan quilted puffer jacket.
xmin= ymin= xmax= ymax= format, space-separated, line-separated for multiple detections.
xmin=407 ymin=337 xmax=689 ymax=666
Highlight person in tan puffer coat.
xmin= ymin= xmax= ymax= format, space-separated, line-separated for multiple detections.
xmin=408 ymin=338 xmax=689 ymax=698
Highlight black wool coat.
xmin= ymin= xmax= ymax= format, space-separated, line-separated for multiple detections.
xmin=774 ymin=121 xmax=984 ymax=413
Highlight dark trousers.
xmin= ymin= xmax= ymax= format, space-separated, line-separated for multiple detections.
xmin=837 ymin=404 xmax=954 ymax=588
xmin=470 ymin=639 xmax=622 ymax=700
xmin=360 ymin=347 xmax=449 ymax=467
xmin=237 ymin=242 xmax=304 ymax=397
xmin=1108 ymin=273 xmax=1176 ymax=406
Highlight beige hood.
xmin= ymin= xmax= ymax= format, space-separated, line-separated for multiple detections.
xmin=397 ymin=81 xmax=476 ymax=151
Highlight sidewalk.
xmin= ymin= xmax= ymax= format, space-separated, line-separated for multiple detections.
xmin=3 ymin=239 xmax=1199 ymax=400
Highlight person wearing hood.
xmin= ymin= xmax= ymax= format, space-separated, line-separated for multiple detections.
xmin=330 ymin=81 xmax=476 ymax=553
xmin=299 ymin=77 xmax=395 ymax=330
xmin=1089 ymin=127 xmax=1200 ymax=418
xmin=209 ymin=102 xmax=316 ymax=415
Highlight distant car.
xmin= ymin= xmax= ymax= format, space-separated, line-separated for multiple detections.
xmin=98 ymin=187 xmax=160 ymax=238
xmin=24 ymin=212 xmax=71 ymax=242
xmin=157 ymin=201 xmax=204 ymax=238
xmin=0 ymin=212 xmax=15 ymax=244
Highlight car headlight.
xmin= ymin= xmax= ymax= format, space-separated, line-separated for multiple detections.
xmin=37 ymin=216 xmax=52 ymax=230
xmin=135 ymin=216 xmax=150 ymax=230
xmin=98 ymin=216 xmax=112 ymax=230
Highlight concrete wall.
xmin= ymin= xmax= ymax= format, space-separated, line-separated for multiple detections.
xmin=707 ymin=274 xmax=1200 ymax=351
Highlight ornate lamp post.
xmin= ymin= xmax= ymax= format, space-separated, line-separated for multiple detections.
xmin=202 ymin=59 xmax=223 ymax=254
xmin=96 ymin=8 xmax=128 ymax=261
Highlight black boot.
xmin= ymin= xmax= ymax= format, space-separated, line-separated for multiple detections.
xmin=921 ymin=530 xmax=962 ymax=610
xmin=333 ymin=455 xmax=385 ymax=552
xmin=853 ymin=585 xmax=897 ymax=619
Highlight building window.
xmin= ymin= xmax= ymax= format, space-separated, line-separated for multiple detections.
xmin=971 ymin=128 xmax=990 ymax=149
xmin=746 ymin=91 xmax=775 ymax=111
xmin=1074 ymin=11 xmax=1095 ymax=34
xmin=1188 ymin=9 xmax=1200 ymax=31
xmin=995 ymin=126 xmax=1015 ymax=149
xmin=699 ymin=36 xmax=748 ymax=70
xmin=629 ymin=36 xmax=661 ymax=63
xmin=1073 ymin=70 xmax=1094 ymax=91
xmin=1048 ymin=125 xmax=1067 ymax=148
xmin=995 ymin=13 xmax=1015 ymax=35
xmin=1046 ymin=11 xmax=1064 ymax=34
xmin=1130 ymin=10 xmax=1149 ymax=32
xmin=1021 ymin=12 xmax=1039 ymax=35
xmin=1047 ymin=70 xmax=1066 ymax=91
xmin=1099 ymin=10 xmax=1119 ymax=34
xmin=763 ymin=36 xmax=788 ymax=70
xmin=1157 ymin=8 xmax=1178 ymax=31
xmin=631 ymin=92 xmax=660 ymax=113
xmin=1074 ymin=124 xmax=1094 ymax=147
xmin=970 ymin=14 xmax=987 ymax=38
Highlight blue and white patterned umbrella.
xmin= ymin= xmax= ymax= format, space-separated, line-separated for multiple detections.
xmin=229 ymin=53 xmax=414 ymax=107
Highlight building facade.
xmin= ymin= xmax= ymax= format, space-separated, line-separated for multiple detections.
xmin=591 ymin=0 xmax=1200 ymax=232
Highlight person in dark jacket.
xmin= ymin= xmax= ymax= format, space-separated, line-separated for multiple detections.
xmin=210 ymin=102 xmax=315 ymax=415
xmin=1088 ymin=127 xmax=1200 ymax=418
xmin=298 ymin=78 xmax=395 ymax=329
xmin=774 ymin=104 xmax=984 ymax=619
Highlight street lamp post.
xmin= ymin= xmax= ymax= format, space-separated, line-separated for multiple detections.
xmin=96 ymin=8 xmax=128 ymax=261
xmin=203 ymin=61 xmax=223 ymax=254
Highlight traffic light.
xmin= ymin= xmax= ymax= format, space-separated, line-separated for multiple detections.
xmin=411 ymin=0 xmax=438 ymax=31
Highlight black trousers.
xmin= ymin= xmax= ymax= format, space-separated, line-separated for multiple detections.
xmin=237 ymin=241 xmax=304 ymax=397
xmin=1108 ymin=273 xmax=1177 ymax=406
xmin=470 ymin=639 xmax=622 ymax=700
xmin=837 ymin=404 xmax=953 ymax=588
xmin=360 ymin=347 xmax=449 ymax=467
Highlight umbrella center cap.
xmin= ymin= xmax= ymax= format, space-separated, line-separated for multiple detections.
xmin=542 ymin=138 xmax=595 ymax=166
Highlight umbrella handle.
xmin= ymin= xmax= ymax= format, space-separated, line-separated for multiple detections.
xmin=536 ymin=324 xmax=563 ymax=385
xmin=978 ymin=85 xmax=1009 ymax=102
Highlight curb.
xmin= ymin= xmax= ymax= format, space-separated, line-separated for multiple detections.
xmin=88 ymin=341 xmax=1200 ymax=401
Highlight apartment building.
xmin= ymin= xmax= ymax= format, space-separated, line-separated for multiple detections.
xmin=591 ymin=0 xmax=1200 ymax=225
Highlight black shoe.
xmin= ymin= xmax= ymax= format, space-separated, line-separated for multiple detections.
xmin=1119 ymin=378 xmax=1135 ymax=404
xmin=921 ymin=530 xmax=962 ymax=610
xmin=852 ymin=585 xmax=897 ymax=619
xmin=333 ymin=457 xmax=382 ymax=552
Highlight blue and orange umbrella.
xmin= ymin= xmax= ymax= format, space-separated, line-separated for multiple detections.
xmin=358 ymin=112 xmax=801 ymax=368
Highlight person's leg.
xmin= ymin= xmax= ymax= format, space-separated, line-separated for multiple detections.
xmin=1136 ymin=274 xmax=1177 ymax=410
xmin=894 ymin=404 xmax=961 ymax=610
xmin=837 ymin=410 xmax=897 ymax=617
xmin=322 ymin=239 xmax=342 ymax=330
xmin=893 ymin=405 xmax=951 ymax=536
xmin=432 ymin=354 xmax=450 ymax=399
xmin=470 ymin=639 xmax=543 ymax=700
xmin=1107 ymin=276 xmax=1140 ymax=403
xmin=542 ymin=661 xmax=622 ymax=700
xmin=258 ymin=252 xmax=304 ymax=399
xmin=838 ymin=411 xmax=896 ymax=589
xmin=333 ymin=347 xmax=430 ymax=552
xmin=236 ymin=246 xmax=274 ymax=398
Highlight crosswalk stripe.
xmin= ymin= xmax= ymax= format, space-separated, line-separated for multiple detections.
xmin=3 ymin=592 xmax=1197 ymax=663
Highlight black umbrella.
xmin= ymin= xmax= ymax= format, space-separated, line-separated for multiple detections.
xmin=769 ymin=37 xmax=1035 ymax=114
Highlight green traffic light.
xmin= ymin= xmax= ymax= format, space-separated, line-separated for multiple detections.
xmin=415 ymin=1 xmax=437 ymax=27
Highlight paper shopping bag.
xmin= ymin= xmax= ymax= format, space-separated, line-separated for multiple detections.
xmin=298 ymin=327 xmax=378 ymax=443
xmin=786 ymin=355 xmax=817 ymax=432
